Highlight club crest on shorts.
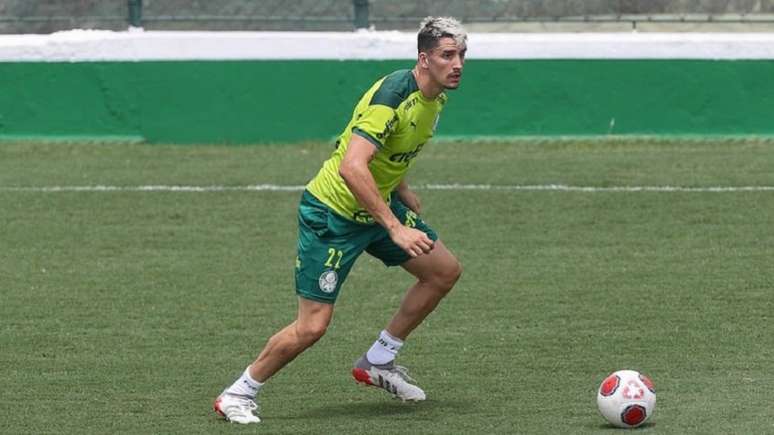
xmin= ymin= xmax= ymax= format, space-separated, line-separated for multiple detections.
xmin=318 ymin=270 xmax=338 ymax=293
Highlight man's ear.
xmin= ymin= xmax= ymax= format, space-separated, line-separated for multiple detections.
xmin=418 ymin=52 xmax=429 ymax=69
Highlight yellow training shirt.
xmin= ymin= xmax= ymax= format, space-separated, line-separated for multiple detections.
xmin=306 ymin=69 xmax=446 ymax=223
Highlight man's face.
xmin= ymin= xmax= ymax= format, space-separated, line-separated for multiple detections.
xmin=423 ymin=37 xmax=466 ymax=90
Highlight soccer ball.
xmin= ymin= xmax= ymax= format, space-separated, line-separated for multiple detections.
xmin=597 ymin=369 xmax=656 ymax=428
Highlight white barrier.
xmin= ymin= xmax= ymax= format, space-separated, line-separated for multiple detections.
xmin=1 ymin=29 xmax=774 ymax=61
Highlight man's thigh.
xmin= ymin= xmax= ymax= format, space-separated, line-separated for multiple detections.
xmin=295 ymin=191 xmax=374 ymax=304
xmin=366 ymin=196 xmax=438 ymax=267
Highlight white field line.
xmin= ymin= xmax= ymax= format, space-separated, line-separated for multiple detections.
xmin=0 ymin=184 xmax=306 ymax=192
xmin=2 ymin=184 xmax=774 ymax=193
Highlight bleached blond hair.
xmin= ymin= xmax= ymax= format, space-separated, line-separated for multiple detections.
xmin=417 ymin=16 xmax=467 ymax=53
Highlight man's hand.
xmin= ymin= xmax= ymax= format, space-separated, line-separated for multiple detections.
xmin=389 ymin=225 xmax=434 ymax=258
xmin=397 ymin=187 xmax=422 ymax=215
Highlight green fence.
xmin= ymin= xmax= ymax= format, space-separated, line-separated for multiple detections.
xmin=2 ymin=59 xmax=773 ymax=144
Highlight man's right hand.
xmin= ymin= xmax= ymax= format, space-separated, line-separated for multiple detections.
xmin=389 ymin=225 xmax=434 ymax=258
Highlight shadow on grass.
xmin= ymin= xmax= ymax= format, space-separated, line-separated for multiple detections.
xmin=590 ymin=422 xmax=656 ymax=431
xmin=276 ymin=398 xmax=469 ymax=421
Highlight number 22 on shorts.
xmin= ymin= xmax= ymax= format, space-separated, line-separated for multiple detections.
xmin=324 ymin=248 xmax=343 ymax=269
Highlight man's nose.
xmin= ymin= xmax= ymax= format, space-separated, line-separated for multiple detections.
xmin=452 ymin=56 xmax=463 ymax=70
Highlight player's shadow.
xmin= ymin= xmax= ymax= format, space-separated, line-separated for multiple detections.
xmin=289 ymin=398 xmax=467 ymax=421
xmin=591 ymin=422 xmax=656 ymax=430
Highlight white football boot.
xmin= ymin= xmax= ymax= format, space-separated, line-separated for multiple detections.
xmin=352 ymin=355 xmax=426 ymax=401
xmin=213 ymin=393 xmax=261 ymax=424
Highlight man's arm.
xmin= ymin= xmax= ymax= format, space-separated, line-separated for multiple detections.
xmin=339 ymin=134 xmax=433 ymax=258
xmin=396 ymin=180 xmax=421 ymax=215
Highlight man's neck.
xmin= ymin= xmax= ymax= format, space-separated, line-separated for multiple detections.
xmin=411 ymin=67 xmax=443 ymax=100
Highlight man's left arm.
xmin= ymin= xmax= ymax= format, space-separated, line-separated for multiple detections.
xmin=396 ymin=180 xmax=422 ymax=214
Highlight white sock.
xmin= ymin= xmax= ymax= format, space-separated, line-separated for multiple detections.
xmin=225 ymin=367 xmax=263 ymax=398
xmin=366 ymin=330 xmax=404 ymax=365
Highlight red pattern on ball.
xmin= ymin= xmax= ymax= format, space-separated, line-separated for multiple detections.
xmin=621 ymin=404 xmax=647 ymax=426
xmin=639 ymin=373 xmax=656 ymax=393
xmin=600 ymin=374 xmax=620 ymax=397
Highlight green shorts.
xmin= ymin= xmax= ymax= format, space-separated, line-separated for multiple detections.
xmin=295 ymin=190 xmax=438 ymax=304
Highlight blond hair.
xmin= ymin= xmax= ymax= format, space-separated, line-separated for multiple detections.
xmin=417 ymin=16 xmax=467 ymax=52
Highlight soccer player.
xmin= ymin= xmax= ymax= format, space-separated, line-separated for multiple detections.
xmin=214 ymin=16 xmax=467 ymax=424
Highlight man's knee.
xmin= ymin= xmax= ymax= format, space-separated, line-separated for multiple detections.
xmin=293 ymin=298 xmax=333 ymax=347
xmin=429 ymin=259 xmax=462 ymax=292
xmin=294 ymin=320 xmax=328 ymax=346
xmin=443 ymin=259 xmax=463 ymax=289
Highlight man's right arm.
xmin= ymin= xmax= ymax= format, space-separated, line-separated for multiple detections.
xmin=339 ymin=134 xmax=434 ymax=258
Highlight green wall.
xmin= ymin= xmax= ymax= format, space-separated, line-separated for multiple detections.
xmin=1 ymin=60 xmax=773 ymax=144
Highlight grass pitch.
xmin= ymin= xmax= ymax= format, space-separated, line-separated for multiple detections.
xmin=1 ymin=138 xmax=773 ymax=434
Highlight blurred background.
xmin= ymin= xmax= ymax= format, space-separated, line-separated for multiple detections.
xmin=2 ymin=0 xmax=774 ymax=34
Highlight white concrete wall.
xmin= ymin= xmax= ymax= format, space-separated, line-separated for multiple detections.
xmin=1 ymin=29 xmax=774 ymax=61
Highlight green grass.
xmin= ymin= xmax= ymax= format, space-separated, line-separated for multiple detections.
xmin=1 ymin=138 xmax=773 ymax=434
